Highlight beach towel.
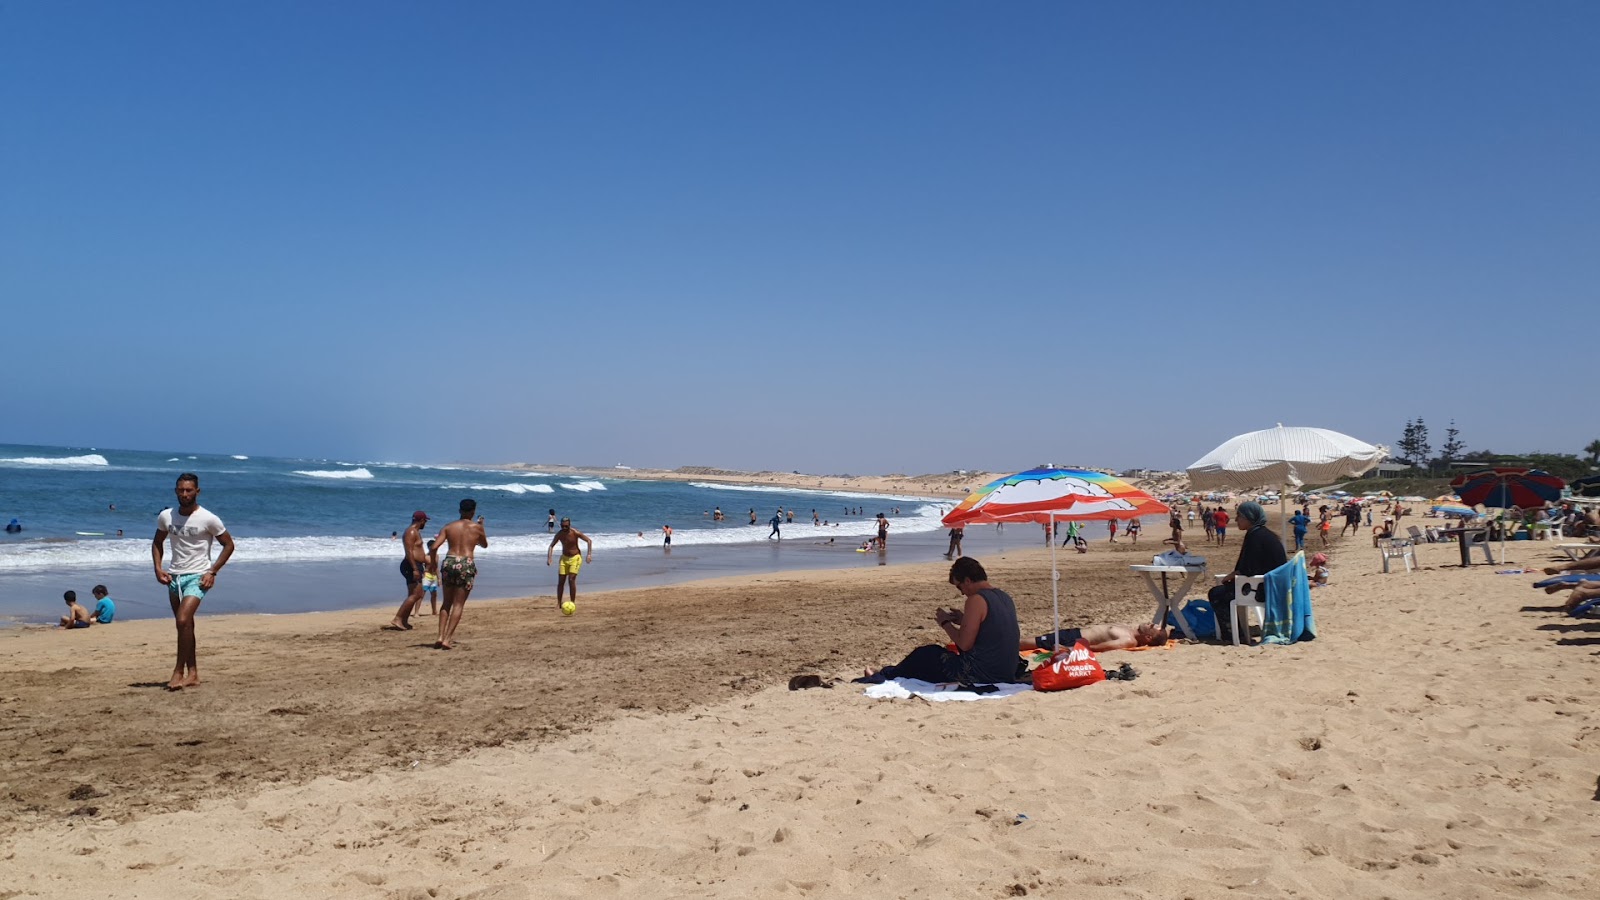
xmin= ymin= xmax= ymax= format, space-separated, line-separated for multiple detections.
xmin=861 ymin=678 xmax=1033 ymax=702
xmin=1260 ymin=552 xmax=1317 ymax=645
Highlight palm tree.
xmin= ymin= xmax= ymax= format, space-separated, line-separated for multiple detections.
xmin=1587 ymin=439 xmax=1600 ymax=466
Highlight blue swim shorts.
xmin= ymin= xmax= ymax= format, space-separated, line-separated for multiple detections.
xmin=167 ymin=572 xmax=208 ymax=602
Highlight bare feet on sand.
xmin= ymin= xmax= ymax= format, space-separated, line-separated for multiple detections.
xmin=387 ymin=618 xmax=413 ymax=631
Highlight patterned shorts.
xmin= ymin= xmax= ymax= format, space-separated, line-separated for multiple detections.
xmin=441 ymin=556 xmax=477 ymax=591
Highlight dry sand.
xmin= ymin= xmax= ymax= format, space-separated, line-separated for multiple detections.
xmin=3 ymin=533 xmax=1597 ymax=898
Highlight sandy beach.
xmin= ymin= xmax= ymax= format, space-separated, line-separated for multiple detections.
xmin=3 ymin=532 xmax=1597 ymax=898
xmin=494 ymin=463 xmax=1008 ymax=500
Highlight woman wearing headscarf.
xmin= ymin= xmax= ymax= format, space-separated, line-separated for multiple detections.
xmin=1207 ymin=501 xmax=1288 ymax=641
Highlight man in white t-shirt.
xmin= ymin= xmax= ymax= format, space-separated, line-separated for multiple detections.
xmin=152 ymin=473 xmax=234 ymax=690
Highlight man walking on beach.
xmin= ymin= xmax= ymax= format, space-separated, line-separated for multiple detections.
xmin=429 ymin=498 xmax=487 ymax=650
xmin=769 ymin=510 xmax=782 ymax=540
xmin=547 ymin=517 xmax=594 ymax=611
xmin=389 ymin=511 xmax=431 ymax=630
xmin=152 ymin=473 xmax=234 ymax=690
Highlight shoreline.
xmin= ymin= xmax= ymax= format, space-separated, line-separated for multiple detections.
xmin=485 ymin=461 xmax=1000 ymax=500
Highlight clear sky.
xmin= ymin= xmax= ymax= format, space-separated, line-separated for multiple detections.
xmin=3 ymin=2 xmax=1595 ymax=474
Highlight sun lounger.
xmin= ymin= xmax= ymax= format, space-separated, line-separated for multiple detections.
xmin=1534 ymin=573 xmax=1600 ymax=589
xmin=1556 ymin=543 xmax=1600 ymax=561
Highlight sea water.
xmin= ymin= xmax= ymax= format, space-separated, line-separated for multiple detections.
xmin=0 ymin=443 xmax=978 ymax=625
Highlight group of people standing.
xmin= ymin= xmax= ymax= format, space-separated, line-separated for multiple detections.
xmin=388 ymin=501 xmax=594 ymax=649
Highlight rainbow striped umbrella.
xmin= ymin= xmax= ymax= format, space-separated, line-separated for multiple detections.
xmin=943 ymin=469 xmax=1170 ymax=648
xmin=942 ymin=468 xmax=1170 ymax=529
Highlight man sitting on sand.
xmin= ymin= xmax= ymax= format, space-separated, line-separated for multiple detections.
xmin=1022 ymin=621 xmax=1172 ymax=653
xmin=59 ymin=591 xmax=93 ymax=629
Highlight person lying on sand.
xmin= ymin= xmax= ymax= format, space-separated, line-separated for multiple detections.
xmin=1540 ymin=554 xmax=1600 ymax=612
xmin=1021 ymin=622 xmax=1172 ymax=653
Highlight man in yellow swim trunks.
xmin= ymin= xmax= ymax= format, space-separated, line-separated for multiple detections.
xmin=547 ymin=517 xmax=594 ymax=612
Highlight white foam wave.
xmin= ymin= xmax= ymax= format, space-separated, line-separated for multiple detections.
xmin=166 ymin=457 xmax=180 ymax=461
xmin=449 ymin=482 xmax=556 ymax=495
xmin=294 ymin=467 xmax=375 ymax=480
xmin=231 ymin=455 xmax=249 ymax=460
xmin=687 ymin=482 xmax=941 ymax=504
xmin=559 ymin=481 xmax=607 ymax=492
xmin=0 ymin=454 xmax=111 ymax=468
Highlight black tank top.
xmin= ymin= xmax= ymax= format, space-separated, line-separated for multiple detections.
xmin=960 ymin=587 xmax=1020 ymax=684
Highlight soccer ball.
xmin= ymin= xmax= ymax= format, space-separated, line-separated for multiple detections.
xmin=561 ymin=601 xmax=576 ymax=616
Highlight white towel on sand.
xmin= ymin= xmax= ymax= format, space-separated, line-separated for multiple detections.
xmin=862 ymin=678 xmax=1033 ymax=702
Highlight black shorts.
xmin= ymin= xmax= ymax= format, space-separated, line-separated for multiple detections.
xmin=1034 ymin=628 xmax=1083 ymax=651
xmin=400 ymin=559 xmax=420 ymax=587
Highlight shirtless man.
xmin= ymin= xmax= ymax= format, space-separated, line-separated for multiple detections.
xmin=1021 ymin=621 xmax=1172 ymax=653
xmin=388 ymin=511 xmax=431 ymax=630
xmin=547 ymin=517 xmax=594 ymax=611
xmin=875 ymin=513 xmax=889 ymax=548
xmin=428 ymin=498 xmax=487 ymax=650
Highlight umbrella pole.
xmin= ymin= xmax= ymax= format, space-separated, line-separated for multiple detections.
xmin=1050 ymin=512 xmax=1060 ymax=651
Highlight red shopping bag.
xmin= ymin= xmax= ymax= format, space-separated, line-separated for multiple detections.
xmin=1031 ymin=640 xmax=1106 ymax=691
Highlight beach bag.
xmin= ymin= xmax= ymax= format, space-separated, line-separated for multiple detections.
xmin=1031 ymin=641 xmax=1105 ymax=691
xmin=1166 ymin=599 xmax=1217 ymax=639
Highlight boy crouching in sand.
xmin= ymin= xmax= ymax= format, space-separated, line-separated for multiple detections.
xmin=59 ymin=591 xmax=93 ymax=629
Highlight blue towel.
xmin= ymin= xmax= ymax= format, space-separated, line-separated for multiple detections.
xmin=1261 ymin=552 xmax=1316 ymax=644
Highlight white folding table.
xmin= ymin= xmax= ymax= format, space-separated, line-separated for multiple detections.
xmin=1131 ymin=563 xmax=1208 ymax=641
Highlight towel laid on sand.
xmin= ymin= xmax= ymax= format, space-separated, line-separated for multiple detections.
xmin=862 ymin=678 xmax=1033 ymax=702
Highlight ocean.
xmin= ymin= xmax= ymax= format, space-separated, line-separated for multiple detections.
xmin=0 ymin=443 xmax=984 ymax=625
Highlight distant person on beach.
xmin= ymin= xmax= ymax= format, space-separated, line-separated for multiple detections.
xmin=876 ymin=513 xmax=889 ymax=547
xmin=152 ymin=473 xmax=234 ymax=690
xmin=1213 ymin=508 xmax=1229 ymax=546
xmin=768 ymin=510 xmax=783 ymax=539
xmin=1108 ymin=519 xmax=1118 ymax=543
xmin=853 ymin=557 xmax=1020 ymax=686
xmin=662 ymin=524 xmax=672 ymax=548
xmin=547 ymin=517 xmax=594 ymax=612
xmin=1202 ymin=507 xmax=1216 ymax=543
xmin=389 ymin=511 xmax=432 ymax=630
xmin=90 ymin=585 xmax=115 ymax=623
xmin=786 ymin=509 xmax=794 ymax=524
xmin=1342 ymin=503 xmax=1362 ymax=537
xmin=945 ymin=526 xmax=964 ymax=560
xmin=1207 ymin=502 xmax=1286 ymax=642
xmin=1022 ymin=621 xmax=1172 ymax=653
xmin=1125 ymin=518 xmax=1141 ymax=543
xmin=547 ymin=509 xmax=557 ymax=531
xmin=750 ymin=508 xmax=757 ymax=525
xmin=59 ymin=591 xmax=93 ymax=629
xmin=430 ymin=499 xmax=488 ymax=650
xmin=813 ymin=509 xmax=820 ymax=526
xmin=1289 ymin=509 xmax=1310 ymax=550
xmin=1165 ymin=511 xmax=1184 ymax=547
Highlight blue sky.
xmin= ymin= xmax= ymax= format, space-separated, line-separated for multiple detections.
xmin=3 ymin=2 xmax=1595 ymax=474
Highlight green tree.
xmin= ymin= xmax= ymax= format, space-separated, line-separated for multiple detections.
xmin=1586 ymin=439 xmax=1600 ymax=465
xmin=1414 ymin=417 xmax=1431 ymax=469
xmin=1440 ymin=421 xmax=1466 ymax=468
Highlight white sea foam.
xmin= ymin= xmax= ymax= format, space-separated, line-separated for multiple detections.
xmin=0 ymin=504 xmax=954 ymax=570
xmin=294 ymin=467 xmax=375 ymax=479
xmin=166 ymin=457 xmax=180 ymax=461
xmin=447 ymin=482 xmax=556 ymax=495
xmin=231 ymin=455 xmax=249 ymax=460
xmin=559 ymin=481 xmax=607 ymax=492
xmin=687 ymin=481 xmax=942 ymax=504
xmin=0 ymin=454 xmax=111 ymax=468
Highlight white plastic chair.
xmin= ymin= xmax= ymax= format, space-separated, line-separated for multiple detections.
xmin=1379 ymin=538 xmax=1416 ymax=574
xmin=1222 ymin=574 xmax=1267 ymax=646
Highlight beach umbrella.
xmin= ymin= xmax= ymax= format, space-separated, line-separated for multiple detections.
xmin=943 ymin=468 xmax=1169 ymax=650
xmin=1569 ymin=475 xmax=1600 ymax=499
xmin=1430 ymin=503 xmax=1477 ymax=519
xmin=1450 ymin=468 xmax=1565 ymax=560
xmin=1186 ymin=424 xmax=1387 ymax=540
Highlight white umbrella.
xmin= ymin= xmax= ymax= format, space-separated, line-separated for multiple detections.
xmin=1187 ymin=424 xmax=1388 ymax=539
